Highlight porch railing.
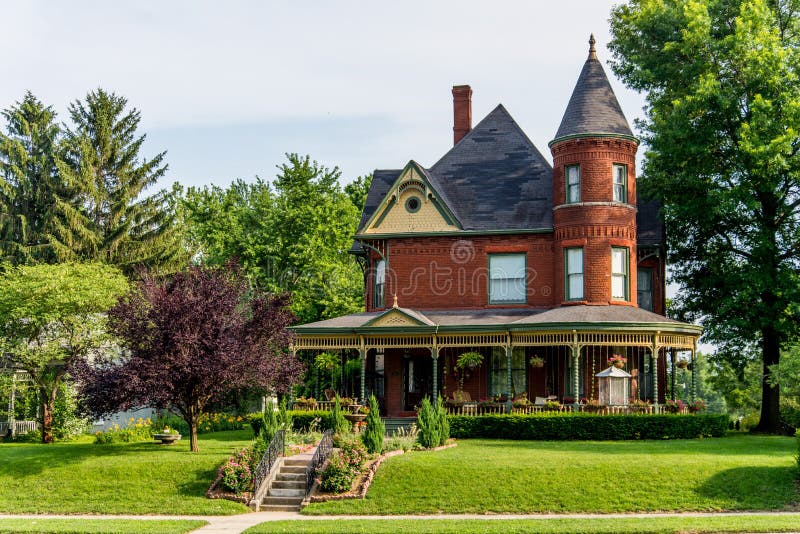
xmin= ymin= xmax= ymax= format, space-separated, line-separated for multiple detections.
xmin=306 ymin=429 xmax=333 ymax=495
xmin=445 ymin=403 xmax=672 ymax=416
xmin=0 ymin=421 xmax=38 ymax=435
xmin=253 ymin=429 xmax=285 ymax=492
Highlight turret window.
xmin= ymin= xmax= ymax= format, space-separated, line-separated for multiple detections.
xmin=566 ymin=165 xmax=581 ymax=204
xmin=565 ymin=248 xmax=584 ymax=300
xmin=613 ymin=164 xmax=627 ymax=203
xmin=611 ymin=247 xmax=629 ymax=300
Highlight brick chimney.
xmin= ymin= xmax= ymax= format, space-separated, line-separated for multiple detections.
xmin=452 ymin=85 xmax=472 ymax=145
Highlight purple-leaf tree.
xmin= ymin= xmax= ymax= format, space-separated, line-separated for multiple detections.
xmin=77 ymin=263 xmax=304 ymax=452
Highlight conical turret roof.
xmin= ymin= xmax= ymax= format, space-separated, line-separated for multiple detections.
xmin=552 ymin=35 xmax=634 ymax=144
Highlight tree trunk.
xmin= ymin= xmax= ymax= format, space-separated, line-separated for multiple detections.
xmin=39 ymin=386 xmax=56 ymax=444
xmin=753 ymin=326 xmax=781 ymax=434
xmin=187 ymin=405 xmax=200 ymax=452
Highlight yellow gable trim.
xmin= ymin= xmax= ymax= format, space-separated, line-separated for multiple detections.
xmin=363 ymin=165 xmax=457 ymax=234
xmin=369 ymin=309 xmax=424 ymax=327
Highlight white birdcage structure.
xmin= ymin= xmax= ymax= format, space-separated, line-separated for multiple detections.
xmin=596 ymin=366 xmax=631 ymax=406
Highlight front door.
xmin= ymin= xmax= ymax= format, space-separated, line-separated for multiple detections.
xmin=403 ymin=356 xmax=432 ymax=411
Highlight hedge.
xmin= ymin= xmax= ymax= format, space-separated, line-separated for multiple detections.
xmin=248 ymin=410 xmax=334 ymax=435
xmin=448 ymin=413 xmax=729 ymax=440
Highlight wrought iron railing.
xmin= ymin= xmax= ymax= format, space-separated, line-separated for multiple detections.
xmin=253 ymin=429 xmax=285 ymax=492
xmin=306 ymin=429 xmax=333 ymax=495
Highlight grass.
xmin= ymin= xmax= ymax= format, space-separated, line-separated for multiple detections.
xmin=245 ymin=515 xmax=800 ymax=534
xmin=0 ymin=430 xmax=254 ymax=515
xmin=304 ymin=434 xmax=799 ymax=515
xmin=0 ymin=519 xmax=206 ymax=533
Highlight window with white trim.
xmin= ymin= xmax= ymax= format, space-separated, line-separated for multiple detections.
xmin=373 ymin=259 xmax=385 ymax=308
xmin=489 ymin=254 xmax=526 ymax=304
xmin=565 ymin=248 xmax=584 ymax=301
xmin=613 ymin=164 xmax=627 ymax=202
xmin=566 ymin=165 xmax=581 ymax=204
xmin=611 ymin=247 xmax=629 ymax=300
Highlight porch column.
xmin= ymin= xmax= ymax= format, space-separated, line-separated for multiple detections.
xmin=359 ymin=336 xmax=366 ymax=404
xmin=652 ymin=333 xmax=660 ymax=414
xmin=670 ymin=349 xmax=676 ymax=401
xmin=571 ymin=331 xmax=580 ymax=412
xmin=690 ymin=348 xmax=696 ymax=403
xmin=506 ymin=342 xmax=513 ymax=413
xmin=431 ymin=337 xmax=439 ymax=404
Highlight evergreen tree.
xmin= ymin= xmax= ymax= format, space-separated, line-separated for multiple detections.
xmin=58 ymin=89 xmax=187 ymax=272
xmin=331 ymin=395 xmax=351 ymax=434
xmin=361 ymin=394 xmax=385 ymax=454
xmin=0 ymin=92 xmax=88 ymax=263
xmin=610 ymin=0 xmax=800 ymax=432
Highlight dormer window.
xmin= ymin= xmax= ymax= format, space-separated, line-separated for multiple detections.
xmin=374 ymin=259 xmax=386 ymax=308
xmin=566 ymin=165 xmax=581 ymax=204
xmin=613 ymin=164 xmax=627 ymax=203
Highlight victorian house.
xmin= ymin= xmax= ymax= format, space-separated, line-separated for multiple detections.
xmin=291 ymin=37 xmax=701 ymax=417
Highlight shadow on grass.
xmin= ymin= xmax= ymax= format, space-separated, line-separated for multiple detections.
xmin=696 ymin=466 xmax=799 ymax=509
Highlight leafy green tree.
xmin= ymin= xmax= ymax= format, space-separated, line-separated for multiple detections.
xmin=184 ymin=153 xmax=363 ymax=324
xmin=344 ymin=174 xmax=372 ymax=212
xmin=0 ymin=263 xmax=128 ymax=443
xmin=610 ymin=0 xmax=800 ymax=432
xmin=57 ymin=89 xmax=187 ymax=272
xmin=0 ymin=93 xmax=88 ymax=264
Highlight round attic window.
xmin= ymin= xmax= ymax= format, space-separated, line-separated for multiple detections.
xmin=405 ymin=196 xmax=421 ymax=213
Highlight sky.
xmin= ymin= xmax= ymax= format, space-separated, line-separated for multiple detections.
xmin=1 ymin=0 xmax=645 ymax=190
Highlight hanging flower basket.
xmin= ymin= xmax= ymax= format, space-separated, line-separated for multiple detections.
xmin=676 ymin=359 xmax=688 ymax=369
xmin=608 ymin=355 xmax=627 ymax=369
xmin=529 ymin=356 xmax=545 ymax=368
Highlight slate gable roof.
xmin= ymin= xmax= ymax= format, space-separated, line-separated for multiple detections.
xmin=553 ymin=45 xmax=634 ymax=141
xmin=356 ymin=105 xmax=553 ymax=234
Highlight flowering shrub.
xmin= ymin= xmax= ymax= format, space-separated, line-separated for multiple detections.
xmin=318 ymin=438 xmax=366 ymax=493
xmin=664 ymin=399 xmax=687 ymax=414
xmin=688 ymin=399 xmax=707 ymax=413
xmin=94 ymin=418 xmax=153 ymax=444
xmin=219 ymin=447 xmax=256 ymax=493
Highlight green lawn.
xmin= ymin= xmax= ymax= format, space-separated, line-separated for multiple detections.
xmin=0 ymin=519 xmax=206 ymax=533
xmin=304 ymin=435 xmax=799 ymax=515
xmin=0 ymin=430 xmax=254 ymax=515
xmin=245 ymin=515 xmax=800 ymax=534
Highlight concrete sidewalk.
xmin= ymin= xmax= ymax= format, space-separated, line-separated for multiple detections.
xmin=3 ymin=511 xmax=800 ymax=534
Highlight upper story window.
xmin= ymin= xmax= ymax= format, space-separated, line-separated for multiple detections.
xmin=565 ymin=248 xmax=584 ymax=301
xmin=611 ymin=247 xmax=629 ymax=301
xmin=566 ymin=165 xmax=581 ymax=204
xmin=613 ymin=163 xmax=627 ymax=203
xmin=489 ymin=254 xmax=526 ymax=304
xmin=637 ymin=267 xmax=654 ymax=311
xmin=373 ymin=259 xmax=386 ymax=308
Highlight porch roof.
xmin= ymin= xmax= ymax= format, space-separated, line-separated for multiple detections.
xmin=291 ymin=305 xmax=701 ymax=336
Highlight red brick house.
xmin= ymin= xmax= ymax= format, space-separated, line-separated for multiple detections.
xmin=292 ymin=37 xmax=701 ymax=417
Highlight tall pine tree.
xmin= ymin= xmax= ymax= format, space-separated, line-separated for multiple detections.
xmin=0 ymin=92 xmax=89 ymax=264
xmin=57 ymin=89 xmax=187 ymax=272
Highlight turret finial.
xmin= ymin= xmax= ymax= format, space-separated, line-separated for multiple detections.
xmin=589 ymin=34 xmax=597 ymax=60
xmin=393 ymin=294 xmax=398 ymax=308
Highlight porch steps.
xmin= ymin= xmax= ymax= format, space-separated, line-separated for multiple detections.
xmin=259 ymin=455 xmax=311 ymax=511
xmin=382 ymin=417 xmax=415 ymax=435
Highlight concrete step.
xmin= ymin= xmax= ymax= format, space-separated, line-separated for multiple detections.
xmin=260 ymin=504 xmax=301 ymax=512
xmin=262 ymin=496 xmax=304 ymax=507
xmin=268 ymin=487 xmax=305 ymax=497
xmin=280 ymin=465 xmax=307 ymax=474
xmin=284 ymin=457 xmax=311 ymax=466
xmin=271 ymin=480 xmax=305 ymax=490
xmin=276 ymin=472 xmax=305 ymax=482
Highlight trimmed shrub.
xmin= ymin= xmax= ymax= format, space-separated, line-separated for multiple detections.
xmin=361 ymin=394 xmax=385 ymax=453
xmin=278 ymin=398 xmax=293 ymax=431
xmin=417 ymin=397 xmax=440 ymax=449
xmin=795 ymin=429 xmax=800 ymax=471
xmin=448 ymin=413 xmax=729 ymax=440
xmin=287 ymin=410 xmax=335 ymax=432
xmin=331 ymin=396 xmax=351 ymax=435
xmin=261 ymin=405 xmax=279 ymax=443
xmin=436 ymin=396 xmax=449 ymax=447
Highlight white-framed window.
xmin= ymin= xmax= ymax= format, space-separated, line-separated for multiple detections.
xmin=611 ymin=247 xmax=629 ymax=301
xmin=637 ymin=267 xmax=654 ymax=311
xmin=373 ymin=259 xmax=386 ymax=308
xmin=489 ymin=254 xmax=526 ymax=304
xmin=613 ymin=163 xmax=627 ymax=202
xmin=565 ymin=248 xmax=584 ymax=301
xmin=566 ymin=165 xmax=581 ymax=204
